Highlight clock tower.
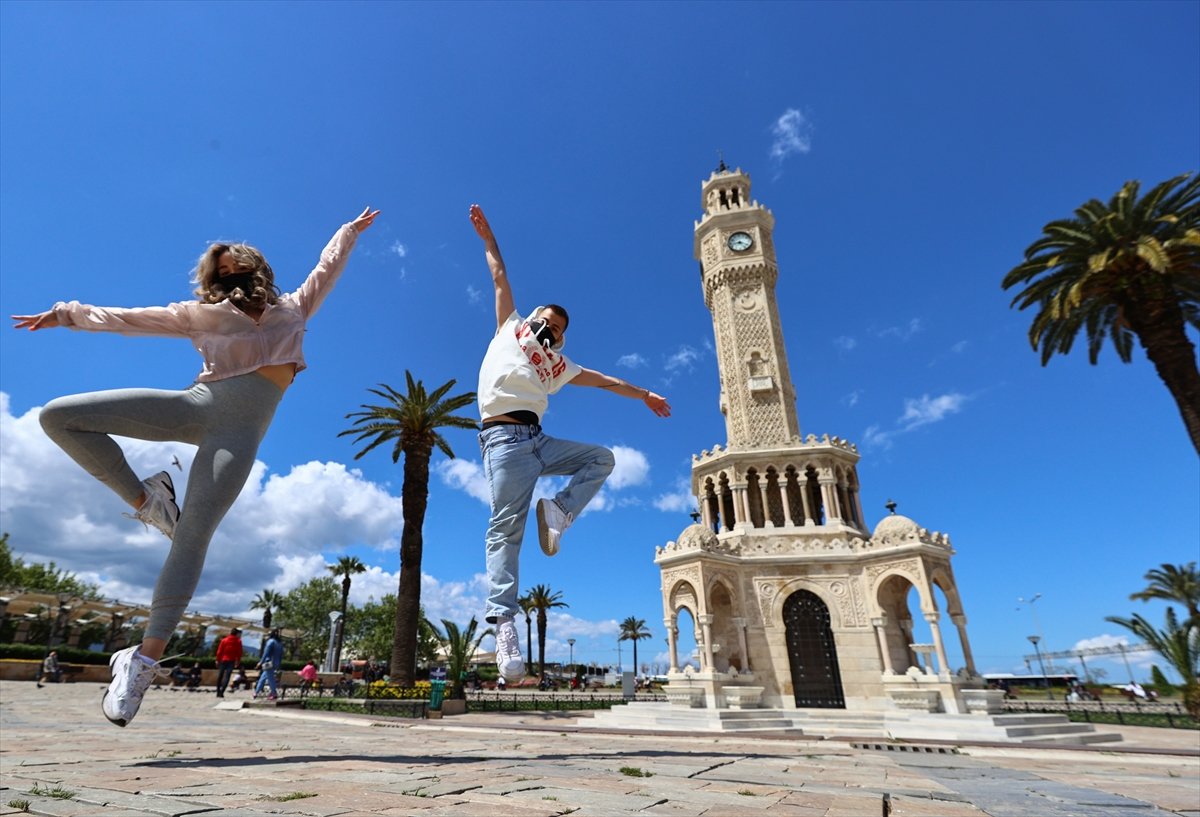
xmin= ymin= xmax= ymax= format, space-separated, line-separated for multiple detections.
xmin=694 ymin=162 xmax=800 ymax=447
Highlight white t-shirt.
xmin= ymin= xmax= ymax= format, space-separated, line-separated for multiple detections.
xmin=477 ymin=309 xmax=581 ymax=421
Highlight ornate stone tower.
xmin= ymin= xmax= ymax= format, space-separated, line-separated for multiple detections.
xmin=654 ymin=164 xmax=986 ymax=718
xmin=695 ymin=162 xmax=801 ymax=448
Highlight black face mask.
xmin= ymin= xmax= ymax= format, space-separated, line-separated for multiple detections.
xmin=217 ymin=272 xmax=256 ymax=297
xmin=528 ymin=318 xmax=558 ymax=349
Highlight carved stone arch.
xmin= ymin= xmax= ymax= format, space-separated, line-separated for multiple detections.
xmin=769 ymin=578 xmax=845 ymax=631
xmin=928 ymin=566 xmax=964 ymax=616
xmin=870 ymin=567 xmax=934 ymax=615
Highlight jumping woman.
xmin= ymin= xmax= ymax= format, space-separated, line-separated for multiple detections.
xmin=11 ymin=206 xmax=379 ymax=726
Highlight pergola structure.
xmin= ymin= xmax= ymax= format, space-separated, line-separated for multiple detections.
xmin=0 ymin=587 xmax=289 ymax=655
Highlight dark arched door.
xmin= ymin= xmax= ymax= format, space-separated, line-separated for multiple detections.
xmin=783 ymin=589 xmax=845 ymax=708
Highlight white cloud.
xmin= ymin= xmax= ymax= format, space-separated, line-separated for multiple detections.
xmin=437 ymin=458 xmax=491 ymax=505
xmin=653 ymin=478 xmax=694 ymax=513
xmin=899 ymin=393 xmax=967 ymax=431
xmin=951 ymin=340 xmax=968 ymax=354
xmin=861 ymin=392 xmax=968 ymax=451
xmin=664 ymin=345 xmax=700 ymax=372
xmin=389 ymin=240 xmax=408 ymax=258
xmin=833 ymin=335 xmax=857 ymax=352
xmin=862 ymin=424 xmax=893 ymax=451
xmin=875 ymin=318 xmax=923 ymax=341
xmin=842 ymin=390 xmax=861 ymax=408
xmin=466 ymin=285 xmax=483 ymax=305
xmin=0 ymin=393 xmax=403 ymax=613
xmin=437 ymin=445 xmax=652 ymax=508
xmin=607 ymin=445 xmax=650 ymax=490
xmin=769 ymin=108 xmax=813 ymax=165
xmin=1072 ymin=633 xmax=1131 ymax=651
xmin=617 ymin=353 xmax=647 ymax=369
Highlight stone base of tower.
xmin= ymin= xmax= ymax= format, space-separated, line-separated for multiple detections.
xmin=578 ymin=701 xmax=1124 ymax=745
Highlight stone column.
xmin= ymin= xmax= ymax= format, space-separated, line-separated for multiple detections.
xmin=899 ymin=618 xmax=917 ymax=669
xmin=758 ymin=481 xmax=774 ymax=528
xmin=853 ymin=489 xmax=866 ymax=529
xmin=950 ymin=614 xmax=977 ymax=676
xmin=777 ymin=482 xmax=794 ymax=526
xmin=731 ymin=616 xmax=750 ymax=671
xmin=698 ymin=614 xmax=715 ymax=671
xmin=799 ymin=481 xmax=814 ymax=525
xmin=701 ymin=496 xmax=713 ymax=530
xmin=732 ymin=485 xmax=749 ymax=528
xmin=665 ymin=618 xmax=679 ymax=673
xmin=871 ymin=615 xmax=895 ymax=674
xmin=820 ymin=479 xmax=842 ymax=522
xmin=925 ymin=612 xmax=950 ymax=677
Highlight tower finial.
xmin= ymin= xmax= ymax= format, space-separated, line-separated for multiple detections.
xmin=716 ymin=150 xmax=728 ymax=173
xmin=885 ymin=498 xmax=898 ymax=515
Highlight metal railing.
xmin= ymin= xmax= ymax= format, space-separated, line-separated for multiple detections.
xmin=1004 ymin=699 xmax=1197 ymax=729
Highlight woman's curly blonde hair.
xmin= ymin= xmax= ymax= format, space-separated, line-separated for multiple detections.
xmin=193 ymin=243 xmax=280 ymax=309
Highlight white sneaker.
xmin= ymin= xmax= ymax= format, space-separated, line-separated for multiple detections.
xmin=130 ymin=471 xmax=179 ymax=539
xmin=102 ymin=646 xmax=169 ymax=727
xmin=536 ymin=498 xmax=573 ymax=557
xmin=494 ymin=617 xmax=525 ymax=682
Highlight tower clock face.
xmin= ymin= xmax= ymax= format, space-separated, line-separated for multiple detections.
xmin=727 ymin=231 xmax=753 ymax=252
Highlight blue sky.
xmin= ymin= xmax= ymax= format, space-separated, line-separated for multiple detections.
xmin=1 ymin=1 xmax=1197 ymax=683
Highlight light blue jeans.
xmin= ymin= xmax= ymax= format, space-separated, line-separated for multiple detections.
xmin=480 ymin=423 xmax=614 ymax=621
xmin=255 ymin=666 xmax=279 ymax=697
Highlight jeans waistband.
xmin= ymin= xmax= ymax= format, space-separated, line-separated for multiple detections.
xmin=479 ymin=422 xmax=542 ymax=440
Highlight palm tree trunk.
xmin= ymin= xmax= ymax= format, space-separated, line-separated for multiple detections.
xmin=525 ymin=614 xmax=533 ymax=668
xmin=335 ymin=578 xmax=350 ymax=670
xmin=391 ymin=447 xmax=432 ymax=687
xmin=537 ymin=611 xmax=547 ymax=677
xmin=1124 ymin=295 xmax=1200 ymax=456
xmin=633 ymin=640 xmax=638 ymax=679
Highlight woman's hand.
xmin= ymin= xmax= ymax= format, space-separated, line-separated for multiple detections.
xmin=351 ymin=207 xmax=381 ymax=233
xmin=11 ymin=311 xmax=59 ymax=331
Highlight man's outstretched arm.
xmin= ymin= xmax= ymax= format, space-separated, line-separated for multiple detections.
xmin=469 ymin=204 xmax=515 ymax=330
xmin=571 ymin=368 xmax=672 ymax=417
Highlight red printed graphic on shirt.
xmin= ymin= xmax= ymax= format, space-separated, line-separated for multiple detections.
xmin=515 ymin=320 xmax=570 ymax=389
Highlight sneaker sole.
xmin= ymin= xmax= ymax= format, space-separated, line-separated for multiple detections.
xmin=101 ymin=690 xmax=129 ymax=727
xmin=145 ymin=472 xmax=180 ymax=539
xmin=536 ymin=502 xmax=559 ymax=557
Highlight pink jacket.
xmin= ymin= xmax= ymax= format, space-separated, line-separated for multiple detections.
xmin=52 ymin=224 xmax=359 ymax=383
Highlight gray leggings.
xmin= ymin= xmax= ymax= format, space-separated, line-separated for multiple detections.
xmin=39 ymin=372 xmax=283 ymax=642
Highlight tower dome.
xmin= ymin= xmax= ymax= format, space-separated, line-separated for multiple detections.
xmin=677 ymin=523 xmax=719 ymax=551
xmin=872 ymin=513 xmax=921 ymax=545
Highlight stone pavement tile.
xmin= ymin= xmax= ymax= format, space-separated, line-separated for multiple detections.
xmin=476 ymin=777 xmax=554 ymax=795
xmin=637 ymin=801 xmax=709 ymax=816
xmin=504 ymin=784 xmax=666 ymax=813
xmin=888 ymin=795 xmax=988 ymax=817
xmin=1035 ymin=771 xmax=1200 ymax=811
xmin=824 ymin=793 xmax=894 ymax=817
xmin=408 ymin=800 xmax=562 ymax=817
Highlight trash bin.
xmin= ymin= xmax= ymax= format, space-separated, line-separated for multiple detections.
xmin=429 ymin=679 xmax=446 ymax=710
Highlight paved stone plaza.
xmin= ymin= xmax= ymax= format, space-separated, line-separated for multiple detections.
xmin=1 ymin=681 xmax=1197 ymax=817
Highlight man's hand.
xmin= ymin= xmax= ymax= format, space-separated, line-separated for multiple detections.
xmin=643 ymin=391 xmax=672 ymax=417
xmin=469 ymin=203 xmax=495 ymax=243
xmin=470 ymin=203 xmax=515 ymax=329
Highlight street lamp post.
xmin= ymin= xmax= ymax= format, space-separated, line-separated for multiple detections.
xmin=567 ymin=638 xmax=575 ymax=670
xmin=1017 ymin=593 xmax=1044 ymax=641
xmin=1028 ymin=635 xmax=1053 ymax=700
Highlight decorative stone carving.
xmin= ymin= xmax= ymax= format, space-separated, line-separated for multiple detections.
xmin=722 ymin=686 xmax=763 ymax=709
xmin=889 ymin=689 xmax=943 ymax=712
xmin=664 ymin=686 xmax=706 ymax=708
xmin=961 ymin=689 xmax=1005 ymax=715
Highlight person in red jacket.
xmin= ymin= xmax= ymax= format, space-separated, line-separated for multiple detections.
xmin=214 ymin=628 xmax=243 ymax=698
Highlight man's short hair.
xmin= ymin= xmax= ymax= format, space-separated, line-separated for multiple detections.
xmin=543 ymin=304 xmax=570 ymax=330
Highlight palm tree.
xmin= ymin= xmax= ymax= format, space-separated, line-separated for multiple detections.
xmin=618 ymin=616 xmax=653 ymax=678
xmin=1106 ymin=607 xmax=1199 ymax=719
xmin=327 ymin=556 xmax=367 ymax=669
xmin=517 ymin=592 xmax=535 ymax=669
xmin=250 ymin=589 xmax=285 ymax=630
xmin=339 ymin=373 xmax=477 ymax=686
xmin=1001 ymin=172 xmax=1200 ymax=454
xmin=1130 ymin=562 xmax=1200 ymax=624
xmin=432 ymin=616 xmax=494 ymax=700
xmin=526 ymin=583 xmax=568 ymax=677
